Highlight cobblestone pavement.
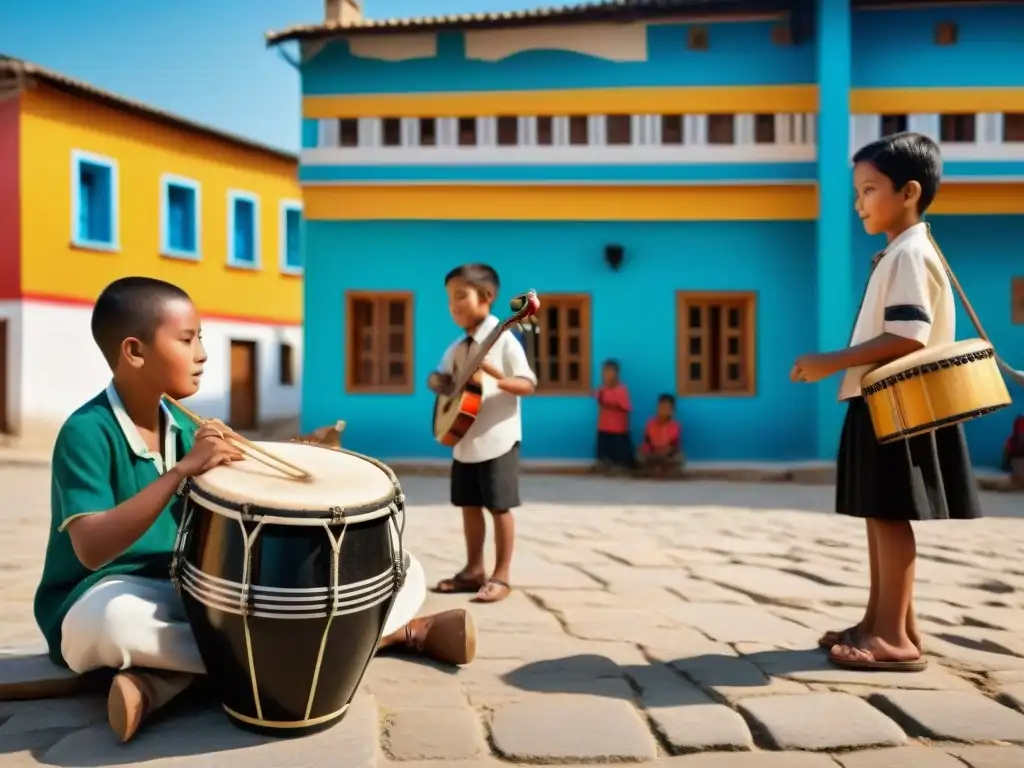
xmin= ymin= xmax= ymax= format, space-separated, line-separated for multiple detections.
xmin=1 ymin=466 xmax=1023 ymax=766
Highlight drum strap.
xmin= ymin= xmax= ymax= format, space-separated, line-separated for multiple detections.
xmin=926 ymin=225 xmax=1021 ymax=384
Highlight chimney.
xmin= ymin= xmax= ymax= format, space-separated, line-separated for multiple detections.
xmin=325 ymin=0 xmax=363 ymax=23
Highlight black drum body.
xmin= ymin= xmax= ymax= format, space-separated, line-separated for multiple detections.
xmin=170 ymin=449 xmax=406 ymax=737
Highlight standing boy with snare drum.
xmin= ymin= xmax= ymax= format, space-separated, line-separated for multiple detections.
xmin=790 ymin=133 xmax=982 ymax=673
xmin=429 ymin=264 xmax=537 ymax=604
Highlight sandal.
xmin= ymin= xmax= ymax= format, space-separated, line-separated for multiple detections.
xmin=828 ymin=644 xmax=928 ymax=673
xmin=471 ymin=578 xmax=511 ymax=604
xmin=432 ymin=571 xmax=486 ymax=594
xmin=818 ymin=626 xmax=859 ymax=649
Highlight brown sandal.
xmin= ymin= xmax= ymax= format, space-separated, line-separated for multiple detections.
xmin=819 ymin=626 xmax=859 ymax=649
xmin=432 ymin=572 xmax=486 ymax=594
xmin=472 ymin=578 xmax=511 ymax=604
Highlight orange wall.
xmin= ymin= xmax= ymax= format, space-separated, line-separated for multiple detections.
xmin=18 ymin=85 xmax=302 ymax=324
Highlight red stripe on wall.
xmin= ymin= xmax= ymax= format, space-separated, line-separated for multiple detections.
xmin=0 ymin=95 xmax=21 ymax=301
xmin=21 ymin=292 xmax=301 ymax=327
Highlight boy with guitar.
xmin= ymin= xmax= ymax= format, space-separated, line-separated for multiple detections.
xmin=428 ymin=264 xmax=537 ymax=604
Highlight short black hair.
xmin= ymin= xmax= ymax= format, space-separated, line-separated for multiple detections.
xmin=602 ymin=359 xmax=620 ymax=372
xmin=91 ymin=277 xmax=192 ymax=367
xmin=658 ymin=393 xmax=676 ymax=407
xmin=444 ymin=263 xmax=500 ymax=297
xmin=852 ymin=132 xmax=942 ymax=213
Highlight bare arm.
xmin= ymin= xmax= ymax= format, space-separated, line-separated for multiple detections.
xmin=66 ymin=466 xmax=186 ymax=571
xmin=497 ymin=377 xmax=536 ymax=396
xmin=819 ymin=333 xmax=924 ymax=377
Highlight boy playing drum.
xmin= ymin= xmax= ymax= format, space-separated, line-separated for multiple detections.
xmin=34 ymin=277 xmax=476 ymax=743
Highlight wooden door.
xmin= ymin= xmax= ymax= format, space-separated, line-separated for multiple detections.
xmin=0 ymin=320 xmax=7 ymax=434
xmin=229 ymin=340 xmax=258 ymax=430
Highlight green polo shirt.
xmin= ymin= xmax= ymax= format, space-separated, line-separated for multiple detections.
xmin=33 ymin=384 xmax=196 ymax=666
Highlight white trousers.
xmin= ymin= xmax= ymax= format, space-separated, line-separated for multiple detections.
xmin=60 ymin=552 xmax=427 ymax=676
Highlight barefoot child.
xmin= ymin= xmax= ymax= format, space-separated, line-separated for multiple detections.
xmin=594 ymin=359 xmax=633 ymax=473
xmin=637 ymin=393 xmax=684 ymax=475
xmin=791 ymin=133 xmax=982 ymax=672
xmin=429 ymin=264 xmax=537 ymax=604
xmin=34 ymin=277 xmax=476 ymax=744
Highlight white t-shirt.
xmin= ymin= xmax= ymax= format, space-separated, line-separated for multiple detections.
xmin=838 ymin=222 xmax=956 ymax=401
xmin=437 ymin=314 xmax=538 ymax=464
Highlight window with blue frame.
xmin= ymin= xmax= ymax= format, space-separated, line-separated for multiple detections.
xmin=281 ymin=203 xmax=302 ymax=272
xmin=161 ymin=176 xmax=200 ymax=258
xmin=72 ymin=151 xmax=117 ymax=248
xmin=229 ymin=193 xmax=259 ymax=267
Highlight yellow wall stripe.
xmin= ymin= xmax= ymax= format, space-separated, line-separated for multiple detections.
xmin=303 ymin=182 xmax=1024 ymax=222
xmin=850 ymin=87 xmax=1024 ymax=114
xmin=303 ymin=85 xmax=819 ymax=119
xmin=304 ymin=86 xmax=1024 ymax=119
xmin=305 ymin=184 xmax=818 ymax=221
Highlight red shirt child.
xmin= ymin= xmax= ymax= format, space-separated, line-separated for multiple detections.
xmin=641 ymin=394 xmax=681 ymax=457
xmin=596 ymin=362 xmax=631 ymax=434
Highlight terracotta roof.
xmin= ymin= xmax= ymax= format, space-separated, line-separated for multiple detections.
xmin=266 ymin=0 xmax=788 ymax=45
xmin=0 ymin=55 xmax=297 ymax=163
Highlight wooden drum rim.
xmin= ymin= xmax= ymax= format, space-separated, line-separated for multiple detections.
xmin=862 ymin=346 xmax=997 ymax=396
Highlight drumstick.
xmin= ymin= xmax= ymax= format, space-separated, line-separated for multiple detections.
xmin=164 ymin=396 xmax=313 ymax=481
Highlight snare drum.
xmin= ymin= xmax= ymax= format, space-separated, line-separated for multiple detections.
xmin=170 ymin=442 xmax=406 ymax=737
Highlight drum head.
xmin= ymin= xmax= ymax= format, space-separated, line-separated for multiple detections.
xmin=862 ymin=339 xmax=994 ymax=387
xmin=191 ymin=442 xmax=396 ymax=517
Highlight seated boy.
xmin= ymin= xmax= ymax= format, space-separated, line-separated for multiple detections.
xmin=33 ymin=277 xmax=476 ymax=745
xmin=637 ymin=394 xmax=684 ymax=476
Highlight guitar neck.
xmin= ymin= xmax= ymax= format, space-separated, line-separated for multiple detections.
xmin=451 ymin=322 xmax=508 ymax=391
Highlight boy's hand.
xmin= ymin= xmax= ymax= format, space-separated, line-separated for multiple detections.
xmin=194 ymin=418 xmax=235 ymax=442
xmin=177 ymin=435 xmax=244 ymax=477
xmin=428 ymin=373 xmax=455 ymax=396
xmin=791 ymin=353 xmax=834 ymax=383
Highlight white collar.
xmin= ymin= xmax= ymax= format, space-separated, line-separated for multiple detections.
xmin=885 ymin=222 xmax=928 ymax=254
xmin=105 ymin=382 xmax=180 ymax=469
xmin=468 ymin=314 xmax=499 ymax=344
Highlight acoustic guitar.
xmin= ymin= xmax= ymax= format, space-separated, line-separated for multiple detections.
xmin=433 ymin=291 xmax=540 ymax=446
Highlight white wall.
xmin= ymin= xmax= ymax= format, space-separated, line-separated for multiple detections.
xmin=9 ymin=300 xmax=302 ymax=447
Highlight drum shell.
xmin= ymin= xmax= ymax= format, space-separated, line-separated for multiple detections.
xmin=175 ymin=500 xmax=400 ymax=735
xmin=863 ymin=350 xmax=1011 ymax=443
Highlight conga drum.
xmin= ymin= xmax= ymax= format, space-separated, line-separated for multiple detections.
xmin=170 ymin=442 xmax=407 ymax=737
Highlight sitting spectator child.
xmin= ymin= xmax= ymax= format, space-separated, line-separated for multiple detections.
xmin=637 ymin=394 xmax=684 ymax=476
xmin=595 ymin=359 xmax=633 ymax=473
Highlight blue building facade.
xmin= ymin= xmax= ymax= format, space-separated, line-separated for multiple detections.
xmin=269 ymin=0 xmax=1024 ymax=468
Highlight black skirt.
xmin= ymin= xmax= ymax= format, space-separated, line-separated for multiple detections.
xmin=836 ymin=397 xmax=983 ymax=521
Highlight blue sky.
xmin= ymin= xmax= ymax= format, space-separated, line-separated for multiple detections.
xmin=0 ymin=0 xmax=544 ymax=152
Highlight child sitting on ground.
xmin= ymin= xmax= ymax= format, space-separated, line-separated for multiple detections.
xmin=637 ymin=393 xmax=684 ymax=476
xmin=594 ymin=359 xmax=633 ymax=473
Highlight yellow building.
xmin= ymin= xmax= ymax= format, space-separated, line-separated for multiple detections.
xmin=0 ymin=56 xmax=302 ymax=448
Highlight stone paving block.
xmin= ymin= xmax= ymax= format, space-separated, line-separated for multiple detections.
xmin=382 ymin=707 xmax=485 ymax=761
xmin=579 ymin=564 xmax=702 ymax=590
xmin=689 ymin=564 xmax=868 ymax=607
xmin=665 ymin=752 xmax=839 ymax=767
xmin=658 ymin=578 xmax=758 ymax=605
xmin=745 ymin=647 xmax=976 ymax=690
xmin=0 ymin=695 xmax=107 ymax=735
xmin=870 ymin=689 xmax=1024 ymax=743
xmin=946 ymin=746 xmax=1024 ymax=768
xmin=369 ymin=679 xmax=467 ymax=710
xmin=560 ymin=607 xmax=679 ymax=643
xmin=0 ymin=648 xmax=97 ymax=701
xmin=628 ymin=665 xmax=752 ymax=753
xmin=833 ymin=746 xmax=965 ymax=768
xmin=661 ymin=603 xmax=819 ymax=646
xmin=1000 ymin=682 xmax=1024 ymax=712
xmin=636 ymin=627 xmax=737 ymax=663
xmin=489 ymin=695 xmax=657 ymax=762
xmin=42 ymin=694 xmax=380 ymax=767
xmin=597 ymin=541 xmax=681 ymax=567
xmin=964 ymin=607 xmax=1024 ymax=632
xmin=739 ymin=692 xmax=907 ymax=751
xmin=671 ymin=653 xmax=809 ymax=701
